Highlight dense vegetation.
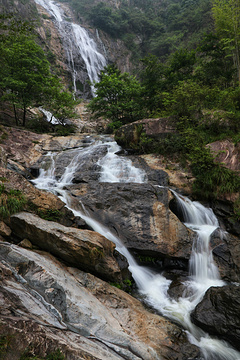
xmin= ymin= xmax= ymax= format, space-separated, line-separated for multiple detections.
xmin=0 ymin=14 xmax=76 ymax=130
xmin=0 ymin=0 xmax=239 ymax=214
xmin=88 ymin=0 xmax=240 ymax=212
xmin=60 ymin=0 xmax=213 ymax=61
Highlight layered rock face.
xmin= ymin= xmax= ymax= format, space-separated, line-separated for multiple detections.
xmin=69 ymin=182 xmax=196 ymax=263
xmin=10 ymin=212 xmax=125 ymax=283
xmin=0 ymin=242 xmax=200 ymax=360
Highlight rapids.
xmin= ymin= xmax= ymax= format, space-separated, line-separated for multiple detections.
xmin=32 ymin=137 xmax=240 ymax=360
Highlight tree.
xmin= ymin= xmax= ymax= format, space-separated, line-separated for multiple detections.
xmin=212 ymin=0 xmax=240 ymax=84
xmin=88 ymin=64 xmax=145 ymax=127
xmin=0 ymin=17 xmax=75 ymax=126
xmin=0 ymin=35 xmax=53 ymax=126
xmin=194 ymin=33 xmax=235 ymax=87
xmin=140 ymin=54 xmax=165 ymax=114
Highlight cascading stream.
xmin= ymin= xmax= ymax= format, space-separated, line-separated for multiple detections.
xmin=34 ymin=0 xmax=106 ymax=96
xmin=32 ymin=138 xmax=240 ymax=360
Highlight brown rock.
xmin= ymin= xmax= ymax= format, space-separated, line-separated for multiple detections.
xmin=0 ymin=244 xmax=200 ymax=360
xmin=19 ymin=238 xmax=33 ymax=249
xmin=141 ymin=153 xmax=194 ymax=195
xmin=207 ymin=139 xmax=240 ymax=172
xmin=10 ymin=212 xmax=124 ymax=283
xmin=0 ymin=145 xmax=7 ymax=168
xmin=115 ymin=117 xmax=176 ymax=149
xmin=0 ymin=221 xmax=11 ymax=237
xmin=69 ymin=182 xmax=196 ymax=262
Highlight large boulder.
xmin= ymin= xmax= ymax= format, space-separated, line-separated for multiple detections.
xmin=210 ymin=229 xmax=240 ymax=283
xmin=191 ymin=285 xmax=240 ymax=351
xmin=10 ymin=212 xmax=125 ymax=283
xmin=0 ymin=167 xmax=88 ymax=229
xmin=115 ymin=117 xmax=176 ymax=149
xmin=0 ymin=242 xmax=200 ymax=360
xmin=68 ymin=182 xmax=196 ymax=266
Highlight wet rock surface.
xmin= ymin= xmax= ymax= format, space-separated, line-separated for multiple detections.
xmin=0 ymin=125 xmax=240 ymax=358
xmin=191 ymin=285 xmax=240 ymax=351
xmin=0 ymin=243 xmax=200 ymax=360
xmin=68 ymin=181 xmax=196 ymax=262
xmin=210 ymin=229 xmax=240 ymax=283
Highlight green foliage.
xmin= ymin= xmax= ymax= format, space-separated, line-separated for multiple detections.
xmin=0 ymin=335 xmax=14 ymax=357
xmin=0 ymin=15 xmax=75 ymax=127
xmin=233 ymin=196 xmax=240 ymax=221
xmin=61 ymin=0 xmax=213 ymax=60
xmin=110 ymin=282 xmax=122 ymax=289
xmin=88 ymin=64 xmax=146 ymax=126
xmin=37 ymin=209 xmax=61 ymax=221
xmin=212 ymin=0 xmax=240 ymax=84
xmin=0 ymin=185 xmax=26 ymax=219
xmin=194 ymin=33 xmax=235 ymax=87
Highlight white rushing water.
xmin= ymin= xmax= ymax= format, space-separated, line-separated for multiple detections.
xmin=34 ymin=0 xmax=106 ymax=96
xmin=97 ymin=141 xmax=147 ymax=183
xmin=32 ymin=138 xmax=240 ymax=360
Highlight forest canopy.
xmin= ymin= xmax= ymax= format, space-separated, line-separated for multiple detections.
xmin=59 ymin=0 xmax=213 ymax=61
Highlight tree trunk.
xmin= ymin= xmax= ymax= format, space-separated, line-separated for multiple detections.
xmin=13 ymin=104 xmax=19 ymax=126
xmin=22 ymin=105 xmax=26 ymax=127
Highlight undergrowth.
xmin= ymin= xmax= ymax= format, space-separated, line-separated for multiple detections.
xmin=19 ymin=349 xmax=65 ymax=360
xmin=0 ymin=184 xmax=26 ymax=219
xmin=37 ymin=208 xmax=61 ymax=221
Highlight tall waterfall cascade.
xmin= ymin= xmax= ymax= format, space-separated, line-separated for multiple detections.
xmin=32 ymin=137 xmax=240 ymax=360
xmin=34 ymin=0 xmax=107 ymax=97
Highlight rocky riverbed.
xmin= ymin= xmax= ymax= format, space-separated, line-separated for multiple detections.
xmin=0 ymin=118 xmax=239 ymax=359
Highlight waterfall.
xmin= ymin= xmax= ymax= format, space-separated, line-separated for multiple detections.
xmin=32 ymin=137 xmax=240 ymax=360
xmin=97 ymin=141 xmax=147 ymax=183
xmin=34 ymin=0 xmax=107 ymax=96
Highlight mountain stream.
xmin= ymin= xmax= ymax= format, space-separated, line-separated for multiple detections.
xmin=32 ymin=136 xmax=240 ymax=360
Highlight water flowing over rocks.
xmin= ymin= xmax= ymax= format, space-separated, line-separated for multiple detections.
xmin=68 ymin=182 xmax=196 ymax=264
xmin=191 ymin=285 xmax=240 ymax=351
xmin=0 ymin=242 xmax=200 ymax=360
xmin=1 ymin=125 xmax=240 ymax=358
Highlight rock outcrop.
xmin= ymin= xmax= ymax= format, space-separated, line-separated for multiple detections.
xmin=69 ymin=182 xmax=196 ymax=265
xmin=191 ymin=285 xmax=240 ymax=351
xmin=210 ymin=228 xmax=240 ymax=283
xmin=207 ymin=139 xmax=240 ymax=172
xmin=10 ymin=212 xmax=125 ymax=283
xmin=115 ymin=117 xmax=176 ymax=150
xmin=0 ymin=242 xmax=200 ymax=360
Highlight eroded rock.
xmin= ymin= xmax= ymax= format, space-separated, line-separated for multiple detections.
xmin=68 ymin=182 xmax=196 ymax=264
xmin=0 ymin=243 xmax=200 ymax=360
xmin=211 ymin=229 xmax=240 ymax=282
xmin=10 ymin=212 xmax=126 ymax=283
xmin=191 ymin=285 xmax=240 ymax=351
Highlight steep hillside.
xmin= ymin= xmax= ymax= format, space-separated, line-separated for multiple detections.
xmin=59 ymin=0 xmax=214 ymax=61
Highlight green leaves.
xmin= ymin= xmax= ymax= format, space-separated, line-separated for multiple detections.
xmin=88 ymin=64 xmax=146 ymax=128
xmin=0 ymin=16 xmax=75 ymax=127
xmin=212 ymin=0 xmax=240 ymax=84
